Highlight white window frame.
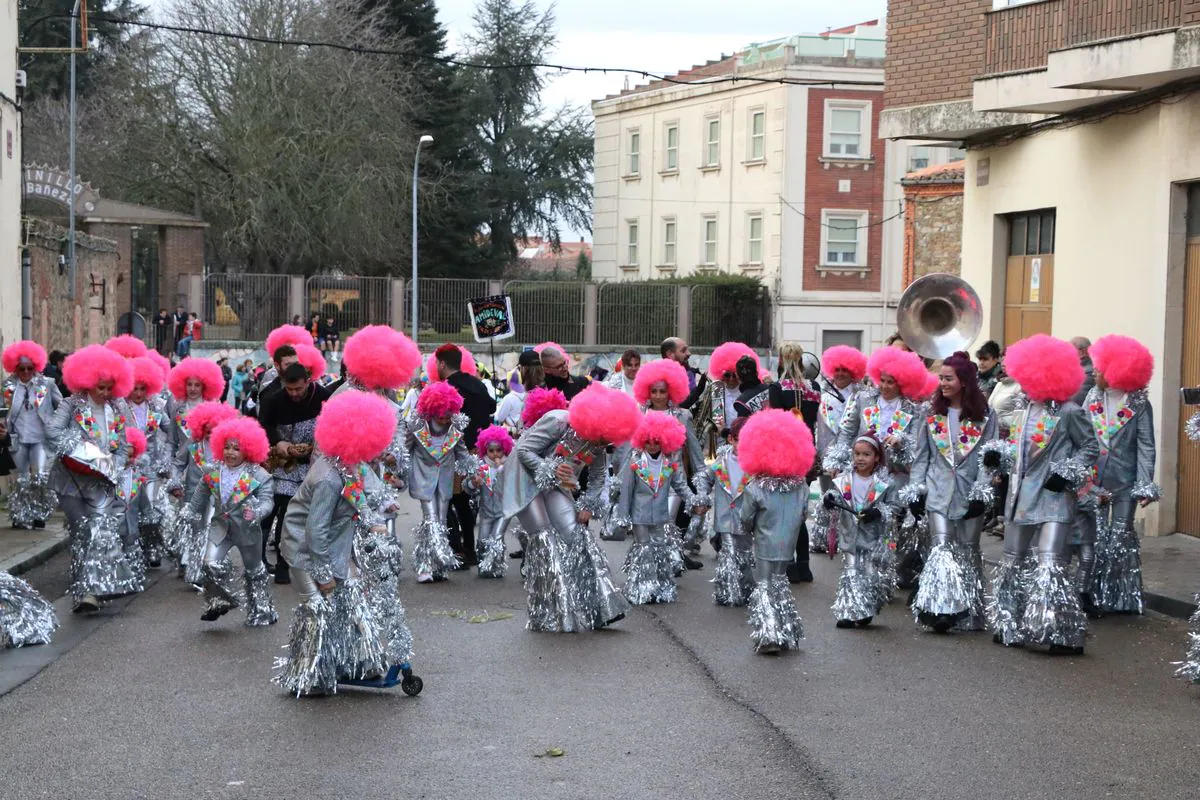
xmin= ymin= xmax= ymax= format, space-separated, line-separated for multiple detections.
xmin=701 ymin=215 xmax=718 ymax=266
xmin=703 ymin=115 xmax=721 ymax=168
xmin=662 ymin=218 xmax=677 ymax=266
xmin=663 ymin=122 xmax=679 ymax=173
xmin=627 ymin=128 xmax=641 ymax=177
xmin=907 ymin=145 xmax=931 ymax=173
xmin=626 ymin=219 xmax=640 ymax=266
xmin=746 ymin=213 xmax=764 ymax=265
xmin=823 ymin=99 xmax=872 ymax=160
xmin=819 ymin=210 xmax=868 ymax=268
xmin=748 ymin=108 xmax=766 ymax=162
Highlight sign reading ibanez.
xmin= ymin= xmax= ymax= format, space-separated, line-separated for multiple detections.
xmin=23 ymin=164 xmax=99 ymax=214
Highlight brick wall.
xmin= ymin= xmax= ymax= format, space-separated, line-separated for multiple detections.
xmin=903 ymin=182 xmax=964 ymax=286
xmin=885 ymin=0 xmax=990 ymax=108
xmin=82 ymin=222 xmax=132 ymax=318
xmin=1185 ymin=0 xmax=1200 ymax=25
xmin=802 ymin=88 xmax=887 ymax=293
xmin=26 ymin=220 xmax=120 ymax=352
xmin=160 ymin=226 xmax=205 ymax=313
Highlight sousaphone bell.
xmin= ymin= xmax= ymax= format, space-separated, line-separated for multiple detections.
xmin=896 ymin=273 xmax=983 ymax=360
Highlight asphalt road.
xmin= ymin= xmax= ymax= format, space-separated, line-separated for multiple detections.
xmin=1 ymin=498 xmax=1197 ymax=800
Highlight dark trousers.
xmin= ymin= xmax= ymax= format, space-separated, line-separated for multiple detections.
xmin=260 ymin=494 xmax=291 ymax=564
xmin=449 ymin=491 xmax=477 ymax=564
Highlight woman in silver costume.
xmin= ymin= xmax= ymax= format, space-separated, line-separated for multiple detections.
xmin=696 ymin=342 xmax=760 ymax=459
xmin=123 ymin=356 xmax=174 ymax=570
xmin=906 ymin=352 xmax=1000 ymax=633
xmin=500 ymin=383 xmax=640 ymax=633
xmin=182 ymin=417 xmax=278 ymax=626
xmin=275 ymin=390 xmax=404 ymax=697
xmin=1 ymin=341 xmax=62 ymax=530
xmin=0 ymin=569 xmax=57 ymax=648
xmin=824 ymin=436 xmax=897 ymax=628
xmin=403 ymin=381 xmax=476 ymax=583
xmin=46 ymin=345 xmax=141 ymax=614
xmin=693 ymin=416 xmax=752 ymax=606
xmin=737 ymin=409 xmax=815 ymax=654
xmin=469 ymin=425 xmax=515 ymax=578
xmin=613 ymin=411 xmax=697 ymax=605
xmin=1080 ymin=335 xmax=1159 ymax=616
xmin=810 ymin=345 xmax=867 ymax=554
xmin=987 ymin=335 xmax=1100 ymax=656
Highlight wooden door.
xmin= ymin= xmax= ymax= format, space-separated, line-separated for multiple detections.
xmin=1003 ymin=254 xmax=1054 ymax=347
xmin=1176 ymin=237 xmax=1200 ymax=536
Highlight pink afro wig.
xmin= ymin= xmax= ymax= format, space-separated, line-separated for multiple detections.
xmin=147 ymin=350 xmax=171 ymax=382
xmin=425 ymin=346 xmax=478 ymax=382
xmin=168 ymin=357 xmax=224 ymax=402
xmin=534 ymin=341 xmax=568 ymax=360
xmin=2 ymin=340 xmax=48 ymax=373
xmin=908 ymin=370 xmax=940 ymax=402
xmin=265 ymin=325 xmax=313 ymax=357
xmin=632 ymin=411 xmax=686 ymax=453
xmin=522 ymin=387 xmax=568 ymax=428
xmin=822 ymin=345 xmax=868 ymax=382
xmin=738 ymin=409 xmax=816 ymax=479
xmin=1005 ymin=334 xmax=1084 ymax=404
xmin=186 ymin=402 xmax=239 ymax=442
xmin=416 ymin=381 xmax=464 ymax=419
xmin=130 ymin=357 xmax=165 ymax=396
xmin=569 ymin=383 xmax=641 ymax=444
xmin=344 ymin=326 xmax=422 ymax=391
xmin=868 ymin=347 xmax=928 ymax=396
xmin=316 ymin=390 xmax=396 ymax=464
xmin=708 ymin=342 xmax=757 ymax=380
xmin=476 ymin=424 xmax=514 ymax=456
xmin=125 ymin=427 xmax=147 ymax=462
xmin=1090 ymin=335 xmax=1154 ymax=393
xmin=633 ymin=359 xmax=689 ymax=406
xmin=64 ymin=345 xmax=134 ymax=398
xmin=294 ymin=344 xmax=327 ymax=382
xmin=210 ymin=417 xmax=270 ymax=465
xmin=104 ymin=335 xmax=148 ymax=359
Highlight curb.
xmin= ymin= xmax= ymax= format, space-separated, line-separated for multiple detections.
xmin=4 ymin=535 xmax=70 ymax=578
xmin=982 ymin=556 xmax=1198 ymax=622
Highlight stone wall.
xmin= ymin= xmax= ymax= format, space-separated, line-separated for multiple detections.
xmin=902 ymin=168 xmax=965 ymax=286
xmin=27 ymin=220 xmax=121 ymax=353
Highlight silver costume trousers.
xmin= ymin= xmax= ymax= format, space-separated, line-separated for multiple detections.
xmin=204 ymin=530 xmax=265 ymax=575
xmin=12 ymin=442 xmax=47 ymax=477
xmin=1073 ymin=509 xmax=1098 ymax=593
xmin=929 ymin=512 xmax=984 ymax=551
xmin=516 ymin=489 xmax=580 ymax=547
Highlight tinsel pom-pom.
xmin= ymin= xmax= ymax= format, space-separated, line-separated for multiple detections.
xmin=821 ymin=443 xmax=852 ymax=476
xmin=1022 ymin=560 xmax=1087 ymax=649
xmin=1131 ymin=481 xmax=1162 ymax=503
xmin=0 ymin=570 xmax=58 ymax=647
xmin=1049 ymin=458 xmax=1090 ymax=490
xmin=912 ymin=542 xmax=974 ymax=618
xmin=1186 ymin=411 xmax=1200 ymax=442
xmin=748 ymin=575 xmax=803 ymax=650
xmin=897 ymin=481 xmax=925 ymax=506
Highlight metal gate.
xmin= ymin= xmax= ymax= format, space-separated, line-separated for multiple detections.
xmin=503 ymin=280 xmax=587 ymax=345
xmin=306 ymin=275 xmax=392 ymax=337
xmin=403 ymin=278 xmax=489 ymax=343
xmin=204 ymin=273 xmax=291 ymax=342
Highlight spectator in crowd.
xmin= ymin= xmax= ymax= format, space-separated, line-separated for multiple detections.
xmin=975 ymin=340 xmax=1006 ymax=398
xmin=230 ymin=361 xmax=250 ymax=410
xmin=175 ymin=312 xmax=199 ymax=358
xmin=218 ymin=357 xmax=233 ymax=403
xmin=1071 ymin=336 xmax=1095 ymax=405
xmin=494 ymin=349 xmax=543 ymax=432
xmin=44 ymin=350 xmax=68 ymax=397
xmin=290 ymin=314 xmax=302 ymax=327
xmin=173 ymin=305 xmax=188 ymax=351
xmin=540 ymin=345 xmax=589 ymax=400
xmin=661 ymin=337 xmax=706 ymax=409
xmin=320 ymin=315 xmax=340 ymax=359
xmin=436 ymin=343 xmax=497 ymax=567
xmin=308 ymin=313 xmax=322 ymax=346
xmin=154 ymin=310 xmax=172 ymax=355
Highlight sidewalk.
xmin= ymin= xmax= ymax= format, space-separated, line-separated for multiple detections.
xmin=980 ymin=530 xmax=1199 ymax=620
xmin=0 ymin=515 xmax=69 ymax=576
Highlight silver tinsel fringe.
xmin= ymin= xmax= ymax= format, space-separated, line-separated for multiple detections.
xmin=523 ymin=527 xmax=579 ymax=632
xmin=967 ymin=478 xmax=996 ymax=506
xmin=956 ymin=546 xmax=987 ymax=631
xmin=574 ymin=527 xmax=631 ymax=629
xmin=274 ymin=597 xmax=335 ymax=696
xmin=202 ymin=560 xmax=242 ymax=608
xmin=1172 ymin=598 xmax=1200 ymax=684
xmin=822 ymin=443 xmax=851 ymax=476
xmin=1131 ymin=481 xmax=1162 ymax=503
xmin=978 ymin=439 xmax=1014 ymax=473
xmin=622 ymin=536 xmax=679 ymax=605
xmin=913 ymin=542 xmax=974 ymax=618
xmin=411 ymin=517 xmax=460 ymax=576
xmin=1093 ymin=519 xmax=1144 ymax=614
xmin=889 ymin=431 xmax=918 ymax=468
xmin=0 ymin=570 xmax=58 ymax=648
xmin=160 ymin=500 xmax=183 ymax=557
xmin=748 ymin=575 xmax=803 ymax=650
xmin=987 ymin=560 xmax=1029 ymax=646
xmin=477 ymin=521 xmax=508 ymax=579
xmin=1049 ymin=458 xmax=1089 ymax=489
xmin=711 ymin=539 xmax=753 ymax=607
xmin=355 ymin=529 xmax=414 ymax=665
xmin=178 ymin=514 xmax=210 ymax=586
xmin=242 ymin=565 xmax=279 ymax=627
xmin=870 ymin=539 xmax=898 ymax=608
xmin=1022 ymin=560 xmax=1087 ymax=649
xmin=832 ymin=561 xmax=878 ymax=622
xmin=1187 ymin=411 xmax=1200 ymax=442
xmin=10 ymin=474 xmax=56 ymax=528
xmin=897 ymin=481 xmax=925 ymax=506
xmin=69 ymin=511 xmax=142 ymax=600
xmin=809 ymin=504 xmax=830 ymax=553
xmin=757 ymin=476 xmax=806 ymax=494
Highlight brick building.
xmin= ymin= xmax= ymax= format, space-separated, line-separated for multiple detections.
xmin=592 ymin=20 xmax=963 ymax=354
xmin=901 ymin=162 xmax=965 ymax=286
xmin=880 ymin=0 xmax=1200 ymax=537
xmin=25 ymin=219 xmax=121 ymax=352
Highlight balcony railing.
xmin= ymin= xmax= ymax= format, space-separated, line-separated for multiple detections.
xmin=984 ymin=0 xmax=1064 ymax=75
xmin=1063 ymin=0 xmax=1181 ymax=49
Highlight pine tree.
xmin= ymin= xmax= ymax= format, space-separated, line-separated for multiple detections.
xmin=19 ymin=0 xmax=146 ymax=103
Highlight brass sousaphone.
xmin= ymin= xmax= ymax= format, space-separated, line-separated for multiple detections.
xmin=896 ymin=273 xmax=983 ymax=360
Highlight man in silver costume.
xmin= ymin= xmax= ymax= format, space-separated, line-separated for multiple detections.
xmin=987 ymin=335 xmax=1100 ymax=656
xmin=1 ymin=341 xmax=62 ymax=531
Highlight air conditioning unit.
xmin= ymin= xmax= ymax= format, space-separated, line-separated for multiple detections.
xmin=15 ymin=70 xmax=27 ymax=89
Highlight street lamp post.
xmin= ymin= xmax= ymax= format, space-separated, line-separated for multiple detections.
xmin=411 ymin=134 xmax=434 ymax=343
xmin=67 ymin=0 xmax=80 ymax=301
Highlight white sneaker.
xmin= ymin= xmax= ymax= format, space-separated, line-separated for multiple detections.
xmin=417 ymin=572 xmax=434 ymax=584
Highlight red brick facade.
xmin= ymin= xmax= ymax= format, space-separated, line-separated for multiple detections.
xmin=802 ymin=88 xmax=887 ymax=293
xmin=160 ymin=226 xmax=206 ymax=312
xmin=884 ymin=0 xmax=990 ymax=108
xmin=27 ymin=221 xmax=121 ymax=352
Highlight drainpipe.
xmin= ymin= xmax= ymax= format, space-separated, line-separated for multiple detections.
xmin=21 ymin=247 xmax=32 ymax=340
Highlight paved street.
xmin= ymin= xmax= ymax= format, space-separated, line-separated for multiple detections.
xmin=1 ymin=498 xmax=1197 ymax=800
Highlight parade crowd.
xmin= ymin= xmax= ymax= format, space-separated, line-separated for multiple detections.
xmin=0 ymin=320 xmax=1198 ymax=696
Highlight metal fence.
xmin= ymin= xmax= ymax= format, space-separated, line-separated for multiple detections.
xmin=690 ymin=284 xmax=772 ymax=348
xmin=403 ymin=278 xmax=490 ymax=343
xmin=503 ymin=281 xmax=588 ymax=345
xmin=307 ymin=275 xmax=392 ymax=335
xmin=597 ymin=282 xmax=678 ymax=347
xmin=204 ymin=273 xmax=291 ymax=342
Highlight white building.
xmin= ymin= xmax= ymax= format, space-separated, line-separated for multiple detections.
xmin=1 ymin=0 xmax=21 ymax=350
xmin=591 ymin=21 xmax=960 ymax=353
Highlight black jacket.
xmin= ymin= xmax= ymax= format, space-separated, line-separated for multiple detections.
xmin=545 ymin=372 xmax=590 ymax=401
xmin=446 ymin=371 xmax=497 ymax=451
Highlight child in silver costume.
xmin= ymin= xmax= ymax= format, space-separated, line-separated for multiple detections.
xmin=613 ymin=412 xmax=697 ymax=605
xmin=124 ymin=357 xmax=174 ymax=570
xmin=469 ymin=425 xmax=515 ymax=578
xmin=693 ymin=417 xmax=753 ymax=606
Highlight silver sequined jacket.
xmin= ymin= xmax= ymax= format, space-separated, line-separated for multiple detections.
xmin=739 ymin=478 xmax=809 ymax=562
xmin=823 ymin=470 xmax=898 ymax=552
xmin=186 ymin=464 xmax=274 ymax=548
xmin=46 ymin=395 xmax=132 ymax=495
xmin=693 ymin=446 xmax=748 ymax=535
xmin=830 ymin=388 xmax=921 ymax=473
xmin=1081 ymin=387 xmax=1159 ymax=500
xmin=908 ymin=410 xmax=1000 ymax=519
xmin=404 ymin=413 xmax=474 ymax=502
xmin=501 ymin=410 xmax=606 ymax=520
xmin=4 ymin=375 xmax=62 ymax=444
xmin=815 ymin=379 xmax=864 ymax=462
xmin=614 ymin=449 xmax=695 ymax=527
xmin=1002 ymin=396 xmax=1101 ymax=525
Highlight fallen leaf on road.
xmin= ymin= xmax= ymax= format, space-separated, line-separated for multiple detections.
xmin=533 ymin=747 xmax=565 ymax=758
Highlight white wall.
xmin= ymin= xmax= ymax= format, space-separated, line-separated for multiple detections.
xmin=960 ymin=97 xmax=1200 ymax=535
xmin=0 ymin=0 xmax=21 ymax=351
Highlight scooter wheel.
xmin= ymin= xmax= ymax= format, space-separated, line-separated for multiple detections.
xmin=401 ymin=675 xmax=423 ymax=696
